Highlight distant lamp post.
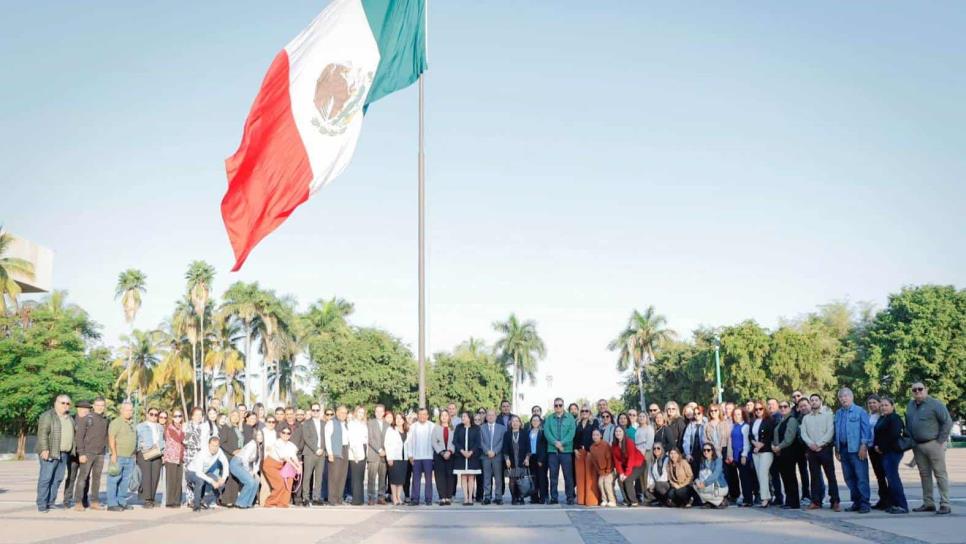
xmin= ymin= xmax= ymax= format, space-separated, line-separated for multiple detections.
xmin=546 ymin=374 xmax=553 ymax=409
xmin=713 ymin=335 xmax=723 ymax=404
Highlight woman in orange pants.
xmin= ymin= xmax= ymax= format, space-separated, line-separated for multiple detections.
xmin=263 ymin=426 xmax=301 ymax=507
xmin=574 ymin=406 xmax=601 ymax=506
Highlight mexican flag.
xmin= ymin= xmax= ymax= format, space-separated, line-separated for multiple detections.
xmin=222 ymin=0 xmax=427 ymax=271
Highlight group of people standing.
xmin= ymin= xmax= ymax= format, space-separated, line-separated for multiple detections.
xmin=33 ymin=381 xmax=955 ymax=516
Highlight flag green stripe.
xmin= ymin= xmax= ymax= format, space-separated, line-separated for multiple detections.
xmin=362 ymin=0 xmax=427 ymax=107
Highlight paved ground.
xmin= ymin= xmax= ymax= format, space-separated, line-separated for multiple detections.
xmin=1 ymin=450 xmax=964 ymax=544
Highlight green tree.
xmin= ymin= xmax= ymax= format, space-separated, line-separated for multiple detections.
xmin=861 ymin=285 xmax=965 ymax=417
xmin=718 ymin=320 xmax=775 ymax=402
xmin=205 ymin=309 xmax=246 ymax=408
xmin=185 ymin=260 xmax=215 ymax=406
xmin=0 ymin=299 xmax=113 ymax=458
xmin=310 ymin=327 xmax=417 ymax=409
xmin=765 ymin=324 xmax=838 ymax=396
xmin=113 ymin=329 xmax=162 ymax=405
xmin=221 ymin=281 xmax=267 ymax=403
xmin=493 ymin=314 xmax=546 ymax=414
xmin=114 ymin=268 xmax=146 ymax=399
xmin=608 ymin=306 xmax=676 ymax=410
xmin=427 ymin=341 xmax=510 ymax=412
xmin=0 ymin=228 xmax=35 ymax=315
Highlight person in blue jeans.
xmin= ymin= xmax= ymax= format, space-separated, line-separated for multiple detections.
xmin=229 ymin=432 xmax=262 ymax=508
xmin=834 ymin=387 xmax=873 ymax=513
xmin=186 ymin=436 xmax=229 ymax=511
xmin=35 ymin=395 xmax=75 ymax=512
xmin=873 ymin=397 xmax=909 ymax=514
xmin=106 ymin=402 xmax=137 ymax=511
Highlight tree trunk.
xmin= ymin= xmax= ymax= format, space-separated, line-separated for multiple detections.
xmin=244 ymin=326 xmax=252 ymax=404
xmin=511 ymin=354 xmax=519 ymax=414
xmin=177 ymin=375 xmax=188 ymax=417
xmin=199 ymin=312 xmax=206 ymax=411
xmin=637 ymin=363 xmax=646 ymax=411
xmin=126 ymin=324 xmax=134 ymax=401
xmin=16 ymin=426 xmax=26 ymax=460
xmin=191 ymin=342 xmax=201 ymax=408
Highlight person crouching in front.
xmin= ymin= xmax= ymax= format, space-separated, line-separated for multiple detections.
xmin=186 ymin=437 xmax=229 ymax=512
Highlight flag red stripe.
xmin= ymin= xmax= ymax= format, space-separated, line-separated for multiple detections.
xmin=222 ymin=51 xmax=312 ymax=271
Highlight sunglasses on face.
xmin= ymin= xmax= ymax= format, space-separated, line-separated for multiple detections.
xmin=148 ymin=412 xmax=158 ymax=417
xmin=755 ymin=407 xmax=764 ymax=412
xmin=912 ymin=387 xmax=924 ymax=392
xmin=779 ymin=405 xmax=789 ymax=409
xmin=649 ymin=408 xmax=659 ymax=412
xmin=603 ymin=415 xmax=612 ymax=419
xmin=267 ymin=420 xmax=277 ymax=424
xmin=554 ymin=404 xmax=563 ymax=408
xmin=312 ymin=408 xmax=320 ymax=412
xmin=580 ymin=409 xmax=589 ymax=413
xmin=703 ymin=448 xmax=713 ymax=453
xmin=325 ymin=412 xmax=334 ymax=417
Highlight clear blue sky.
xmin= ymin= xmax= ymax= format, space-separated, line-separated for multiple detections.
xmin=3 ymin=1 xmax=964 ymax=407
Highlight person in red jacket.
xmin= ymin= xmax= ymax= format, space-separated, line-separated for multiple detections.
xmin=612 ymin=426 xmax=646 ymax=506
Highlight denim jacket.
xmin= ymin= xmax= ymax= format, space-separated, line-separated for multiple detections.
xmin=833 ymin=404 xmax=872 ymax=453
xmin=136 ymin=422 xmax=165 ymax=453
xmin=698 ymin=457 xmax=727 ymax=488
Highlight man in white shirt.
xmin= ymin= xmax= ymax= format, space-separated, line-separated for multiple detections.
xmin=406 ymin=408 xmax=436 ymax=505
xmin=347 ymin=406 xmax=369 ymax=505
xmin=299 ymin=403 xmax=326 ymax=506
xmin=186 ymin=437 xmax=229 ymax=512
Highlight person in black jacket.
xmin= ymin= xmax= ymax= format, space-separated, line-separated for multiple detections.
xmin=527 ymin=415 xmax=549 ymax=504
xmin=665 ymin=402 xmax=687 ymax=453
xmin=874 ymin=397 xmax=909 ymax=514
xmin=217 ymin=411 xmax=243 ymax=507
xmin=503 ymin=416 xmax=530 ymax=505
xmin=750 ymin=401 xmax=777 ymax=507
xmin=453 ymin=412 xmax=483 ymax=506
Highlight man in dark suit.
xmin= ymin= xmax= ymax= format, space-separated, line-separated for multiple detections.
xmin=298 ymin=403 xmax=326 ymax=506
xmin=497 ymin=400 xmax=515 ymax=429
xmin=366 ymin=404 xmax=390 ymax=505
xmin=481 ymin=409 xmax=506 ymax=505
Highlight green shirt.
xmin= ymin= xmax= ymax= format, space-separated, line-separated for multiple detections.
xmin=109 ymin=417 xmax=136 ymax=457
xmin=58 ymin=413 xmax=74 ymax=452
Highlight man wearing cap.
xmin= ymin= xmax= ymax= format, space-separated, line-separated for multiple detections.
xmin=63 ymin=401 xmax=90 ymax=509
xmin=71 ymin=397 xmax=109 ymax=510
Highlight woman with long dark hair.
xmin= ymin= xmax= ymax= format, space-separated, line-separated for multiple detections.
xmin=453 ymin=412 xmax=482 ymax=506
xmin=611 ymin=426 xmax=645 ymax=507
xmin=750 ymin=400 xmax=776 ymax=507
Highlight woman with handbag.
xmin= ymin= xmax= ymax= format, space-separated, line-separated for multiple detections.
xmin=693 ymin=443 xmax=729 ymax=508
xmin=874 ymin=397 xmax=909 ymax=514
xmin=162 ymin=410 xmax=185 ymax=508
xmin=503 ymin=416 xmax=531 ymax=505
xmin=453 ymin=412 xmax=482 ymax=506
xmin=263 ymin=425 xmax=301 ymax=507
xmin=135 ymin=407 xmax=164 ymax=508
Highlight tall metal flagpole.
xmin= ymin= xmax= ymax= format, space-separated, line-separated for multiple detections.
xmin=417 ymin=0 xmax=428 ymax=409
xmin=417 ymin=73 xmax=426 ymax=409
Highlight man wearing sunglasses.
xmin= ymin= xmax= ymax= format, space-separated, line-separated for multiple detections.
xmin=906 ymin=382 xmax=953 ymax=515
xmin=771 ymin=401 xmax=801 ymax=509
xmin=35 ymin=394 xmax=74 ymax=512
xmin=544 ymin=398 xmax=576 ymax=504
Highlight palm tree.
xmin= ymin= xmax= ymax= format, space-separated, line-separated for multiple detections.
xmin=303 ymin=297 xmax=353 ymax=338
xmin=186 ymin=260 xmax=215 ymax=408
xmin=257 ymin=294 xmax=299 ymax=403
xmin=0 ymin=228 xmax=34 ymax=315
xmin=607 ymin=306 xmax=676 ymax=410
xmin=455 ymin=337 xmax=490 ymax=358
xmin=493 ymin=314 xmax=546 ymax=414
xmin=222 ymin=282 xmax=265 ymax=403
xmin=153 ymin=318 xmax=193 ymax=416
xmin=115 ymin=269 xmax=147 ymax=399
xmin=205 ymin=309 xmax=246 ymax=408
xmin=114 ymin=329 xmax=162 ymax=404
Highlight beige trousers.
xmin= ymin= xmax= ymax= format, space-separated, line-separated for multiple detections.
xmin=913 ymin=440 xmax=949 ymax=508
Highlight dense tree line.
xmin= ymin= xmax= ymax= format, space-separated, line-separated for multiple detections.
xmin=619 ymin=285 xmax=964 ymax=419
